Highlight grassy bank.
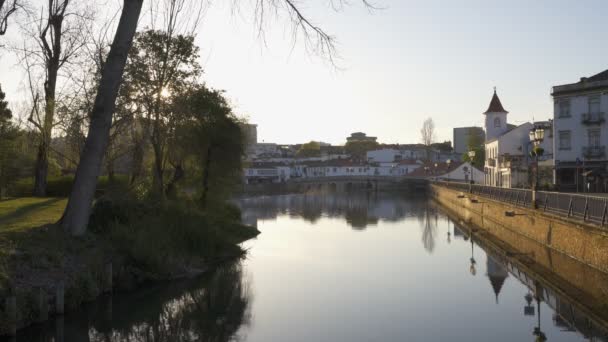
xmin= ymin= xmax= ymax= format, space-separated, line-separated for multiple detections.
xmin=0 ymin=196 xmax=259 ymax=334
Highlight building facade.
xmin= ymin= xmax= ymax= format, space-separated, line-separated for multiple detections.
xmin=552 ymin=70 xmax=608 ymax=192
xmin=483 ymin=90 xmax=533 ymax=188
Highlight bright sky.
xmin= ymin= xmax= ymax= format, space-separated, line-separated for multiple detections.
xmin=1 ymin=0 xmax=607 ymax=145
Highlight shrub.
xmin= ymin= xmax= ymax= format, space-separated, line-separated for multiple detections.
xmin=105 ymin=200 xmax=256 ymax=277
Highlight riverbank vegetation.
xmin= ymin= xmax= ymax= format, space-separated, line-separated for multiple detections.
xmin=0 ymin=0 xmax=374 ymax=333
xmin=0 ymin=15 xmax=259 ymax=332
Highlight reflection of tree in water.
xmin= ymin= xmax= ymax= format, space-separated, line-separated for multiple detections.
xmin=16 ymin=262 xmax=252 ymax=342
xmin=420 ymin=205 xmax=438 ymax=254
xmin=235 ymin=192 xmax=428 ymax=230
xmin=91 ymin=262 xmax=250 ymax=342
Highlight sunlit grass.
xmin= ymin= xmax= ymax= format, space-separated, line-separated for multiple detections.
xmin=0 ymin=197 xmax=67 ymax=232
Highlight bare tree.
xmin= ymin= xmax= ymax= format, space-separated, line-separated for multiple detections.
xmin=62 ymin=0 xmax=144 ymax=236
xmin=17 ymin=0 xmax=90 ymax=196
xmin=420 ymin=117 xmax=435 ymax=161
xmin=63 ymin=0 xmax=375 ymax=235
xmin=0 ymin=0 xmax=23 ymax=35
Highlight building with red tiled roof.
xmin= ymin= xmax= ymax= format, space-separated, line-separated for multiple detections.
xmin=406 ymin=161 xmax=483 ymax=183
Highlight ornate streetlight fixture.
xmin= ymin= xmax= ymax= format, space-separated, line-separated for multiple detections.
xmin=468 ymin=150 xmax=476 ymax=192
xmin=446 ymin=159 xmax=452 ymax=183
xmin=529 ymin=127 xmax=545 ymax=208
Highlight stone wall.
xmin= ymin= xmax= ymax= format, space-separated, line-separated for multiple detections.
xmin=431 ymin=185 xmax=608 ymax=328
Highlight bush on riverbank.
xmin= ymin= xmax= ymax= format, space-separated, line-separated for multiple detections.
xmin=90 ymin=197 xmax=259 ymax=278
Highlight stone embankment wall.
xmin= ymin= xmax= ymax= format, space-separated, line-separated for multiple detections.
xmin=430 ymin=185 xmax=608 ymax=274
xmin=431 ymin=185 xmax=608 ymax=328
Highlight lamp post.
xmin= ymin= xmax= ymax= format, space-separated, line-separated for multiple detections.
xmin=529 ymin=127 xmax=545 ymax=209
xmin=446 ymin=159 xmax=452 ymax=183
xmin=468 ymin=150 xmax=476 ymax=193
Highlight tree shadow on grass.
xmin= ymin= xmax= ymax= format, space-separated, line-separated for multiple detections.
xmin=0 ymin=198 xmax=64 ymax=230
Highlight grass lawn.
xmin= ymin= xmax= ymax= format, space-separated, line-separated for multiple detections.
xmin=0 ymin=197 xmax=67 ymax=232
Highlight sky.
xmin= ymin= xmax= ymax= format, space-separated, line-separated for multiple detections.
xmin=1 ymin=0 xmax=608 ymax=145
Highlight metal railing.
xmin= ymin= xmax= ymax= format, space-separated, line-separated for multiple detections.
xmin=582 ymin=146 xmax=605 ymax=159
xmin=581 ymin=112 xmax=605 ymax=124
xmin=431 ymin=181 xmax=608 ymax=228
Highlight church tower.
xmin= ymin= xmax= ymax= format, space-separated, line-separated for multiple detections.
xmin=484 ymin=88 xmax=509 ymax=141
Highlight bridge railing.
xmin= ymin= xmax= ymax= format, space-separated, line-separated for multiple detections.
xmin=431 ymin=181 xmax=608 ymax=228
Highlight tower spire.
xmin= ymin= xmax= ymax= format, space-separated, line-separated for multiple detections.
xmin=484 ymin=88 xmax=508 ymax=114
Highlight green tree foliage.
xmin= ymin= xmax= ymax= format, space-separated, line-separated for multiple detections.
xmin=184 ymin=86 xmax=245 ymax=207
xmin=296 ymin=141 xmax=321 ymax=158
xmin=345 ymin=140 xmax=379 ymax=162
xmin=123 ymin=29 xmax=202 ymax=197
xmin=462 ymin=128 xmax=485 ymax=168
xmin=0 ymin=85 xmax=36 ymax=198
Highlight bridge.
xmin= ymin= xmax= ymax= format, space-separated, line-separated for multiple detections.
xmin=287 ymin=176 xmax=428 ymax=192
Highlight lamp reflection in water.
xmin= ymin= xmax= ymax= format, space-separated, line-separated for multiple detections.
xmin=447 ymin=219 xmax=451 ymax=244
xmin=532 ymin=282 xmax=547 ymax=342
xmin=469 ymin=231 xmax=476 ymax=276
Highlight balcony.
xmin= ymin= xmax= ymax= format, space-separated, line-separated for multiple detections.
xmin=582 ymin=146 xmax=606 ymax=159
xmin=581 ymin=112 xmax=605 ymax=125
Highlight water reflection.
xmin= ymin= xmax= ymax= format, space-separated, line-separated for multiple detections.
xmin=16 ymin=262 xmax=251 ymax=342
xmin=237 ymin=192 xmax=429 ymax=230
xmin=11 ymin=193 xmax=608 ymax=342
xmin=454 ymin=224 xmax=608 ymax=341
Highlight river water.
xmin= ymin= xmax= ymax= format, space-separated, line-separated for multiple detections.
xmin=12 ymin=193 xmax=608 ymax=341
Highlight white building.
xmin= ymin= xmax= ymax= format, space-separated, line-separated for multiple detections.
xmin=552 ymin=69 xmax=608 ymax=192
xmin=483 ymin=89 xmax=533 ymax=188
xmin=243 ymin=162 xmax=291 ymax=184
xmin=407 ymin=161 xmax=484 ymax=183
xmin=366 ymin=149 xmax=417 ymax=163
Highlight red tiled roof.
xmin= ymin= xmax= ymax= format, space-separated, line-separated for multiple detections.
xmin=397 ymin=159 xmax=420 ymax=165
xmin=484 ymin=89 xmax=508 ymax=114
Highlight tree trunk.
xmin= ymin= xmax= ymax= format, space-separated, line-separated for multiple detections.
xmin=200 ymin=145 xmax=212 ymax=209
xmin=33 ymin=141 xmax=49 ymax=196
xmin=61 ymin=0 xmax=143 ymax=236
xmin=152 ymin=139 xmax=164 ymax=198
xmin=129 ymin=140 xmax=144 ymax=185
xmin=165 ymin=163 xmax=183 ymax=198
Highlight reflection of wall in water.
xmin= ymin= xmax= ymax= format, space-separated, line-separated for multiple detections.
xmin=482 ymin=246 xmax=608 ymax=340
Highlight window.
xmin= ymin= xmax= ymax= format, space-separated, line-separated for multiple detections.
xmin=559 ymin=99 xmax=571 ymax=118
xmin=589 ymin=96 xmax=601 ymax=114
xmin=588 ymin=129 xmax=601 ymax=147
xmin=559 ymin=131 xmax=571 ymax=150
xmin=494 ymin=117 xmax=501 ymax=128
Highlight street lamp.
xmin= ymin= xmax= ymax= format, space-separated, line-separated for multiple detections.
xmin=529 ymin=127 xmax=545 ymax=209
xmin=468 ymin=150 xmax=476 ymax=193
xmin=446 ymin=159 xmax=452 ymax=183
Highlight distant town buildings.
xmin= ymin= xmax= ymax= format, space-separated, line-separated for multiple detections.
xmin=552 ymin=70 xmax=608 ymax=192
xmin=239 ymin=123 xmax=258 ymax=146
xmin=244 ymin=69 xmax=608 ymax=192
xmin=346 ymin=132 xmax=377 ymax=143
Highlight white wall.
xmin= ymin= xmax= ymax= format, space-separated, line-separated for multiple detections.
xmin=439 ymin=163 xmax=484 ymax=183
xmin=553 ymin=92 xmax=608 ymax=163
xmin=485 ymin=111 xmax=508 ymax=141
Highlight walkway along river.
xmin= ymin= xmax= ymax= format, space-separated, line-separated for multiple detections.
xmin=9 ymin=192 xmax=608 ymax=341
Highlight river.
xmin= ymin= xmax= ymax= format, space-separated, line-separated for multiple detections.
xmin=11 ymin=192 xmax=608 ymax=341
